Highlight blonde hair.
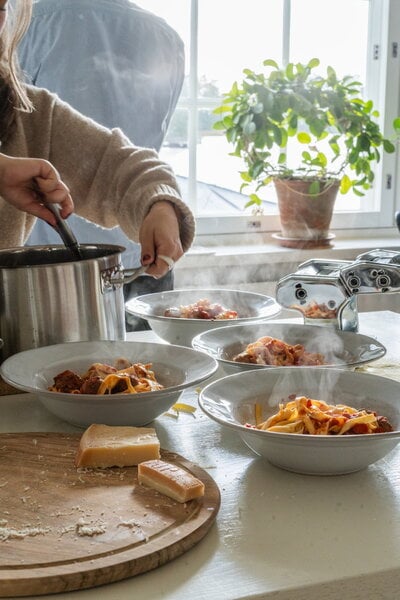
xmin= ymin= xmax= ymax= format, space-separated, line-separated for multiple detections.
xmin=0 ymin=0 xmax=33 ymax=142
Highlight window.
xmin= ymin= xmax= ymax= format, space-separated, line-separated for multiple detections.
xmin=143 ymin=0 xmax=400 ymax=236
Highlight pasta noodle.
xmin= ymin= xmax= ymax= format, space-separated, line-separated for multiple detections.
xmin=164 ymin=298 xmax=238 ymax=320
xmin=48 ymin=359 xmax=164 ymax=395
xmin=233 ymin=336 xmax=326 ymax=366
xmin=247 ymin=396 xmax=393 ymax=435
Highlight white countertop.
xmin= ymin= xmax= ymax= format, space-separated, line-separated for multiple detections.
xmin=2 ymin=311 xmax=400 ymax=600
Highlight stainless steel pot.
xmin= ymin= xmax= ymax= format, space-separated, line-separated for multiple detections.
xmin=0 ymin=244 xmax=140 ymax=361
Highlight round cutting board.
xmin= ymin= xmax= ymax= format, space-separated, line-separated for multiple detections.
xmin=0 ymin=432 xmax=220 ymax=597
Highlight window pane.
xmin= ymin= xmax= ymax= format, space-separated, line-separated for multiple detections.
xmin=193 ymin=0 xmax=283 ymax=215
xmin=290 ymin=0 xmax=368 ymax=82
xmin=290 ymin=0 xmax=369 ymax=214
xmin=198 ymin=0 xmax=283 ymax=94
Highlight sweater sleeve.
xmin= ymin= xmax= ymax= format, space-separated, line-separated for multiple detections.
xmin=14 ymin=87 xmax=196 ymax=251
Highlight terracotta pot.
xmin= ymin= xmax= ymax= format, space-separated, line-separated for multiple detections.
xmin=274 ymin=178 xmax=339 ymax=240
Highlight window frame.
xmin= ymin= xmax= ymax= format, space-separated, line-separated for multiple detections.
xmin=178 ymin=0 xmax=400 ymax=238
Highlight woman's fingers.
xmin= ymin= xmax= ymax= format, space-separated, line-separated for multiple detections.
xmin=139 ymin=201 xmax=183 ymax=278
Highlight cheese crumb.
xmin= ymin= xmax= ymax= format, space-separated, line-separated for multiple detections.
xmin=76 ymin=519 xmax=106 ymax=537
xmin=0 ymin=525 xmax=50 ymax=541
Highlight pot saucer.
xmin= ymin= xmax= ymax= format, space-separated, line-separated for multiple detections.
xmin=272 ymin=232 xmax=335 ymax=249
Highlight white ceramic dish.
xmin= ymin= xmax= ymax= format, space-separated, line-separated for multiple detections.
xmin=0 ymin=340 xmax=218 ymax=428
xmin=192 ymin=322 xmax=386 ymax=375
xmin=199 ymin=367 xmax=400 ymax=475
xmin=125 ymin=288 xmax=281 ymax=347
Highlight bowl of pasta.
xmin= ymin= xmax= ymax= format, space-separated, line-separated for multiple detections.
xmin=199 ymin=366 xmax=400 ymax=475
xmin=192 ymin=322 xmax=386 ymax=375
xmin=125 ymin=289 xmax=281 ymax=347
xmin=0 ymin=340 xmax=218 ymax=428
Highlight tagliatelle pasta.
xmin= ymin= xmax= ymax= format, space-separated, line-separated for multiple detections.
xmin=164 ymin=298 xmax=238 ymax=320
xmin=233 ymin=336 xmax=326 ymax=366
xmin=248 ymin=396 xmax=393 ymax=435
xmin=48 ymin=358 xmax=164 ymax=395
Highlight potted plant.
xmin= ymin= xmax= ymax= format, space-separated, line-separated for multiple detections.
xmin=214 ymin=58 xmax=400 ymax=247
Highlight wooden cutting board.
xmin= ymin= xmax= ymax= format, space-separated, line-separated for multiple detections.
xmin=0 ymin=432 xmax=220 ymax=597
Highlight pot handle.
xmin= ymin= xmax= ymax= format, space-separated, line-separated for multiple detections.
xmin=121 ymin=265 xmax=149 ymax=284
xmin=101 ymin=265 xmax=149 ymax=292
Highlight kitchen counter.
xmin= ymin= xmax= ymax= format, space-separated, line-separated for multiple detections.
xmin=2 ymin=311 xmax=400 ymax=600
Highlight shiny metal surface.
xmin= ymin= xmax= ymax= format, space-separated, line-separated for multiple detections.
xmin=45 ymin=203 xmax=83 ymax=261
xmin=0 ymin=244 xmax=126 ymax=360
xmin=276 ymin=249 xmax=400 ymax=331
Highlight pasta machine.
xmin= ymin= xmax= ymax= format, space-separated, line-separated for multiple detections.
xmin=275 ymin=249 xmax=400 ymax=331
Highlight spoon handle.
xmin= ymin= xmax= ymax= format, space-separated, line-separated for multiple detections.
xmin=46 ymin=203 xmax=83 ymax=261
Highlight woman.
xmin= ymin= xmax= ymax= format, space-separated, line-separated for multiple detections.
xmin=0 ymin=0 xmax=195 ymax=278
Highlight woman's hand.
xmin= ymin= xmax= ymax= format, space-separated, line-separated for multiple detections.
xmin=139 ymin=200 xmax=184 ymax=278
xmin=0 ymin=154 xmax=74 ymax=226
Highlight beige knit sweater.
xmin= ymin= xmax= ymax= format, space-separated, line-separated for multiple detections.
xmin=0 ymin=85 xmax=195 ymax=250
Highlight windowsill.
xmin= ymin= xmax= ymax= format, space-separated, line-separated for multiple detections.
xmin=178 ymin=227 xmax=400 ymax=270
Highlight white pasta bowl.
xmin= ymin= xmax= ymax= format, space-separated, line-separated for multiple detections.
xmin=125 ymin=288 xmax=281 ymax=347
xmin=0 ymin=340 xmax=218 ymax=428
xmin=199 ymin=367 xmax=400 ymax=475
xmin=192 ymin=322 xmax=386 ymax=375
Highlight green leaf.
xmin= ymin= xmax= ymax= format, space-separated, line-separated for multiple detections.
xmin=253 ymin=102 xmax=264 ymax=114
xmin=239 ymin=171 xmax=252 ymax=182
xmin=340 ymin=174 xmax=352 ymax=194
xmin=262 ymin=176 xmax=273 ymax=185
xmin=327 ymin=65 xmax=337 ymax=81
xmin=226 ymin=128 xmax=237 ymax=143
xmin=393 ymin=117 xmax=400 ymax=132
xmin=383 ymin=139 xmax=395 ymax=153
xmin=297 ymin=132 xmax=311 ymax=144
xmin=213 ymin=105 xmax=231 ymax=115
xmin=212 ymin=120 xmax=225 ymax=131
xmin=308 ymin=180 xmax=321 ymax=195
xmin=364 ymin=100 xmax=373 ymax=113
xmin=243 ymin=121 xmax=256 ymax=135
xmin=277 ymin=152 xmax=287 ymax=164
xmin=250 ymin=161 xmax=265 ymax=179
xmin=307 ymin=58 xmax=320 ymax=70
xmin=244 ymin=193 xmax=262 ymax=208
xmin=286 ymin=63 xmax=295 ymax=80
xmin=310 ymin=118 xmax=327 ymax=138
xmin=348 ymin=148 xmax=359 ymax=164
xmin=263 ymin=59 xmax=279 ymax=69
xmin=249 ymin=193 xmax=262 ymax=205
xmin=329 ymin=139 xmax=340 ymax=156
xmin=272 ymin=125 xmax=283 ymax=146
xmin=358 ymin=133 xmax=371 ymax=151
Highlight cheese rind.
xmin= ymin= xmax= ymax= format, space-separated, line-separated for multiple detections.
xmin=75 ymin=424 xmax=160 ymax=468
xmin=138 ymin=459 xmax=205 ymax=503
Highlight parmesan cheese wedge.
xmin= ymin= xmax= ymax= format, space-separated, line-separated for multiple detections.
xmin=75 ymin=424 xmax=160 ymax=468
xmin=138 ymin=459 xmax=205 ymax=503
